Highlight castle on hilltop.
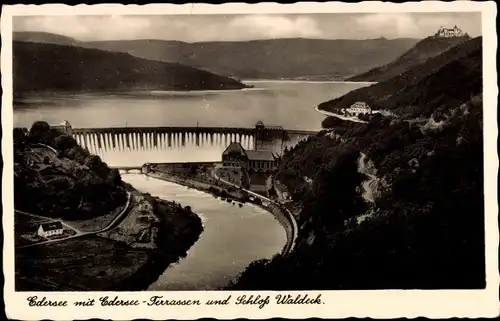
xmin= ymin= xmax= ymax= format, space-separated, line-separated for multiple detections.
xmin=434 ymin=25 xmax=468 ymax=38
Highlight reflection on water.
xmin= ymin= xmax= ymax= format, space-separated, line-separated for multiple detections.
xmin=14 ymin=81 xmax=370 ymax=130
xmin=122 ymin=174 xmax=286 ymax=290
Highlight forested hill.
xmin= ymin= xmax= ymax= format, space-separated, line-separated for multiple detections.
xmin=14 ymin=122 xmax=126 ymax=219
xmin=13 ymin=41 xmax=246 ymax=95
xmin=14 ymin=32 xmax=419 ymax=80
xmin=231 ymin=36 xmax=484 ymax=290
xmin=348 ymin=35 xmax=471 ymax=82
xmin=319 ymin=36 xmax=482 ymax=119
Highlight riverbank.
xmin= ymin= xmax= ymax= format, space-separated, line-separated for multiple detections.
xmin=111 ymin=188 xmax=204 ymax=291
xmin=147 ymin=168 xmax=250 ymax=204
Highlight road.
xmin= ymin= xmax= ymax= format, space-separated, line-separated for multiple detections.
xmin=357 ymin=152 xmax=379 ymax=203
xmin=16 ymin=191 xmax=132 ymax=249
xmin=315 ymin=106 xmax=369 ymax=124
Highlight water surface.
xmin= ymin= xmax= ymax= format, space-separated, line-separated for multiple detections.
xmin=122 ymin=174 xmax=286 ymax=290
xmin=14 ymin=81 xmax=371 ymax=131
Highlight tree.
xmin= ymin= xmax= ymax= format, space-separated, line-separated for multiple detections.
xmin=108 ymin=168 xmax=122 ymax=185
xmin=28 ymin=121 xmax=50 ymax=143
xmin=84 ymin=155 xmax=101 ymax=169
xmin=53 ymin=134 xmax=78 ymax=151
xmin=73 ymin=147 xmax=90 ymax=164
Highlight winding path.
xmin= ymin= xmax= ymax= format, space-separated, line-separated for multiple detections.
xmin=357 ymin=153 xmax=378 ymax=203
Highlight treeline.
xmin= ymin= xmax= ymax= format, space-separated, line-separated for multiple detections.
xmin=14 ymin=121 xmax=126 ymax=219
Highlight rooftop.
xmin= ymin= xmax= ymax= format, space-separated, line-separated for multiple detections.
xmin=40 ymin=221 xmax=63 ymax=231
xmin=246 ymin=150 xmax=275 ymax=161
xmin=222 ymin=142 xmax=246 ymax=156
xmin=222 ymin=142 xmax=276 ymax=161
xmin=351 ymin=101 xmax=370 ymax=107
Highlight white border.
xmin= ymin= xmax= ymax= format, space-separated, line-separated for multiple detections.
xmin=2 ymin=2 xmax=499 ymax=319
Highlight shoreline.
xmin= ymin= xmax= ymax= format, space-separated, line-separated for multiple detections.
xmin=243 ymin=79 xmax=377 ymax=84
xmin=314 ymin=106 xmax=369 ymax=124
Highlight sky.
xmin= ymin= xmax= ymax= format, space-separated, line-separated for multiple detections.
xmin=13 ymin=12 xmax=482 ymax=42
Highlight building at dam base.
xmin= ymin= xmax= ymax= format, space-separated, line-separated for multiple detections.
xmin=222 ymin=142 xmax=278 ymax=172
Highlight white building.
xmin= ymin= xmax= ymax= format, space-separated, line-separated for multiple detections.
xmin=346 ymin=102 xmax=372 ymax=115
xmin=37 ymin=222 xmax=64 ymax=238
xmin=435 ymin=26 xmax=465 ymax=38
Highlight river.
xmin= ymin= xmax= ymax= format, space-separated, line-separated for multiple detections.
xmin=14 ymin=80 xmax=371 ymax=289
xmin=122 ymin=173 xmax=287 ymax=290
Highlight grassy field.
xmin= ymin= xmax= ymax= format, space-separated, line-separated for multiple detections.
xmin=15 ymin=235 xmax=150 ymax=291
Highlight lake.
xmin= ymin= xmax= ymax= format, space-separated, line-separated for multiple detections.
xmin=14 ymin=80 xmax=371 ymax=131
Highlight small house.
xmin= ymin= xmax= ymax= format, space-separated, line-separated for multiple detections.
xmin=347 ymin=102 xmax=372 ymax=115
xmin=37 ymin=222 xmax=64 ymax=238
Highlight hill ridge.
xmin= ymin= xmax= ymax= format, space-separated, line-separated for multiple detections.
xmin=13 ymin=41 xmax=247 ymax=95
xmin=348 ymin=34 xmax=472 ymax=82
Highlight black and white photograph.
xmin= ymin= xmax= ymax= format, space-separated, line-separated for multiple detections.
xmin=2 ymin=2 xmax=498 ymax=319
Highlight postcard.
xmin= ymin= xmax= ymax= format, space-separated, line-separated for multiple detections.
xmin=2 ymin=1 xmax=498 ymax=319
